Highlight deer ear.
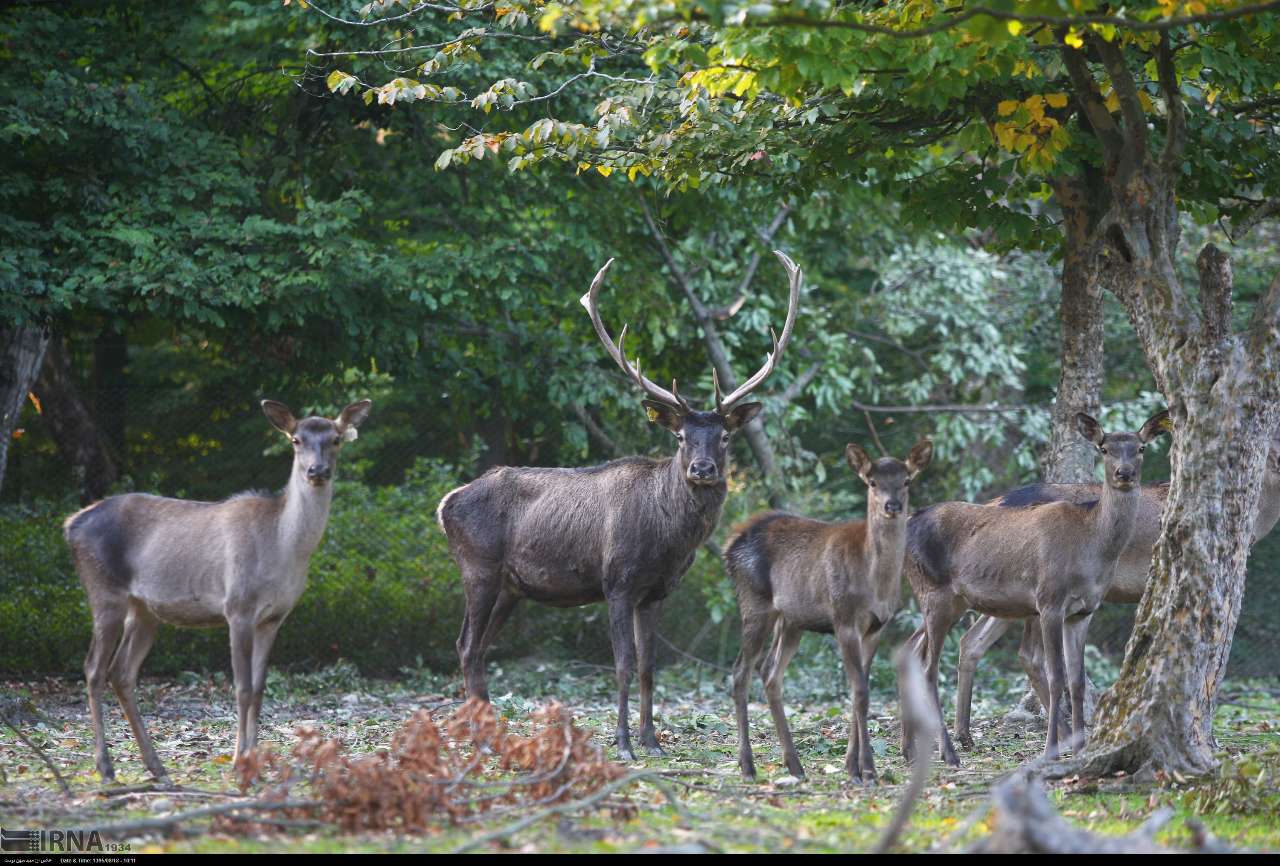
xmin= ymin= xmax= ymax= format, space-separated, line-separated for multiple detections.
xmin=336 ymin=400 xmax=373 ymax=439
xmin=845 ymin=443 xmax=873 ymax=483
xmin=906 ymin=438 xmax=933 ymax=479
xmin=1075 ymin=412 xmax=1105 ymax=446
xmin=642 ymin=400 xmax=684 ymax=433
xmin=723 ymin=401 xmax=762 ymax=432
xmin=1138 ymin=409 xmax=1172 ymax=443
xmin=262 ymin=400 xmax=297 ymax=435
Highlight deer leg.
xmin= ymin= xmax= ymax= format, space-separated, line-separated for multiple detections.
xmin=858 ymin=625 xmax=885 ymax=782
xmin=733 ymin=605 xmax=777 ymax=780
xmin=1038 ymin=612 xmax=1068 ymax=759
xmin=85 ymin=600 xmax=126 ymax=782
xmin=479 ymin=590 xmax=518 ymax=654
xmin=245 ymin=617 xmax=284 ymax=756
xmin=1017 ymin=617 xmax=1067 ymax=740
xmin=606 ymin=594 xmax=638 ymax=762
xmin=1063 ymin=613 xmax=1094 ymax=753
xmin=458 ymin=570 xmax=502 ymax=701
xmin=633 ymin=599 xmax=665 ymax=756
xmin=107 ymin=607 xmax=165 ymax=781
xmin=229 ymin=616 xmax=255 ymax=760
xmin=900 ymin=625 xmax=927 ymax=762
xmin=762 ymin=624 xmax=805 ymax=779
xmin=836 ymin=620 xmax=872 ymax=784
xmin=955 ymin=615 xmax=1010 ymax=750
xmin=922 ymin=605 xmax=962 ymax=767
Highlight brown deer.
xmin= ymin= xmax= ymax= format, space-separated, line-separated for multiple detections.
xmin=946 ymin=432 xmax=1280 ymax=749
xmin=725 ymin=438 xmax=934 ymax=783
xmin=65 ymin=399 xmax=371 ymax=781
xmin=904 ymin=410 xmax=1170 ymax=763
xmin=437 ymin=253 xmax=801 ymax=761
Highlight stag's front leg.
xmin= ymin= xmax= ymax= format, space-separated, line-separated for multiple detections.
xmin=633 ymin=600 xmax=665 ymax=757
xmin=606 ymin=593 xmax=638 ymax=761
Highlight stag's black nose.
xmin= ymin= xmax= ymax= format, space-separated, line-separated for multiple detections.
xmin=307 ymin=465 xmax=332 ymax=482
xmin=884 ymin=500 xmax=903 ymax=516
xmin=688 ymin=458 xmax=718 ymax=482
xmin=1114 ymin=467 xmax=1134 ymax=483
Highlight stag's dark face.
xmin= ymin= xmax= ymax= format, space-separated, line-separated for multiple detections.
xmin=644 ymin=400 xmax=763 ymax=487
xmin=1077 ymin=410 xmax=1170 ymax=493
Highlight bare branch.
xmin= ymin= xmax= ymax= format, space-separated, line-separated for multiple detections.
xmin=777 ymin=361 xmax=821 ymax=405
xmin=570 ymin=403 xmax=621 ymax=456
xmin=1 ymin=710 xmax=70 ymax=797
xmin=1060 ymin=41 xmax=1125 ymax=165
xmin=852 ymin=399 xmax=1025 ymax=415
xmin=874 ymin=648 xmax=938 ymax=854
xmin=862 ymin=408 xmax=888 ymax=456
xmin=1229 ymin=197 xmax=1280 ymax=242
xmin=1092 ymin=35 xmax=1148 ymax=164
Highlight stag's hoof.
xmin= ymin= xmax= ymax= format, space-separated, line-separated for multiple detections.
xmin=644 ymin=744 xmax=667 ymax=757
xmin=617 ymin=746 xmax=637 ymax=762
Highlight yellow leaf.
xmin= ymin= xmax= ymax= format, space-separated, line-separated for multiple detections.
xmin=213 ymin=754 xmax=232 ymax=765
xmin=1064 ymin=29 xmax=1084 ymax=49
xmin=1104 ymin=91 xmax=1120 ymax=113
xmin=1007 ymin=20 xmax=1023 ymax=36
xmin=1045 ymin=92 xmax=1069 ymax=109
xmin=997 ymin=100 xmax=1019 ymax=117
xmin=596 ymin=165 xmax=613 ymax=177
xmin=1138 ymin=92 xmax=1154 ymax=113
xmin=1024 ymin=94 xmax=1045 ymax=121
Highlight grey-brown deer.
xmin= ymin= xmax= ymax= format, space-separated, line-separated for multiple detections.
xmin=65 ymin=399 xmax=371 ymax=781
xmin=725 ymin=438 xmax=933 ymax=783
xmin=944 ymin=431 xmax=1280 ymax=749
xmin=437 ymin=253 xmax=800 ymax=761
xmin=904 ymin=410 xmax=1170 ymax=763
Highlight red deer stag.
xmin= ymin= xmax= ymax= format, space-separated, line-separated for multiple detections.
xmin=65 ymin=399 xmax=372 ymax=781
xmin=437 ymin=253 xmax=801 ymax=760
xmin=725 ymin=438 xmax=933 ymax=783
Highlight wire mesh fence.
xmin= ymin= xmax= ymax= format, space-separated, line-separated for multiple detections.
xmin=2 ymin=389 xmax=1277 ymax=684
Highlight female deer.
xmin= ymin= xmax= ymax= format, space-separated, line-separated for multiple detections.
xmin=726 ymin=438 xmax=933 ymax=783
xmin=65 ymin=399 xmax=371 ymax=781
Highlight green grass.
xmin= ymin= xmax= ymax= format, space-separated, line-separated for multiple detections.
xmin=1 ymin=662 xmax=1277 ymax=853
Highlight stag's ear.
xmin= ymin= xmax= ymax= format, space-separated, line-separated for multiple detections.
xmin=905 ymin=438 xmax=934 ymax=480
xmin=335 ymin=399 xmax=373 ymax=442
xmin=262 ymin=400 xmax=297 ymax=435
xmin=722 ymin=401 xmax=762 ymax=432
xmin=643 ymin=400 xmax=684 ymax=433
xmin=1138 ymin=409 xmax=1172 ymax=444
xmin=1076 ymin=412 xmax=1105 ymax=447
xmin=845 ymin=443 xmax=874 ymax=484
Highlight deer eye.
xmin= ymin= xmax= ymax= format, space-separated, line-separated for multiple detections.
xmin=1099 ymin=446 xmax=1107 ymax=455
xmin=869 ymin=480 xmax=877 ymax=488
xmin=1139 ymin=445 xmax=1145 ymax=453
xmin=333 ymin=436 xmax=342 ymax=446
xmin=676 ymin=433 xmax=685 ymax=442
xmin=291 ymin=437 xmax=300 ymax=446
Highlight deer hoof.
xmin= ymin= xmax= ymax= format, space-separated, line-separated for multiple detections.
xmin=644 ymin=744 xmax=667 ymax=758
xmin=617 ymin=746 xmax=636 ymax=762
xmin=958 ymin=734 xmax=975 ymax=750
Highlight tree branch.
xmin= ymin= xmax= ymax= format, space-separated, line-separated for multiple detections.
xmin=1155 ymin=32 xmax=1185 ymax=172
xmin=1092 ymin=35 xmax=1148 ymax=166
xmin=1196 ymin=244 xmax=1233 ymax=347
xmin=570 ymin=403 xmax=621 ymax=456
xmin=1060 ymin=41 xmax=1125 ymax=166
xmin=1229 ymin=197 xmax=1280 ymax=242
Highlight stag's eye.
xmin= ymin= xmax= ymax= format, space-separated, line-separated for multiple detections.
xmin=291 ymin=437 xmax=300 ymax=446
xmin=869 ymin=481 xmax=877 ymax=488
xmin=1139 ymin=445 xmax=1145 ymax=453
xmin=1099 ymin=446 xmax=1107 ymax=455
xmin=333 ymin=436 xmax=341 ymax=446
xmin=676 ymin=433 xmax=685 ymax=443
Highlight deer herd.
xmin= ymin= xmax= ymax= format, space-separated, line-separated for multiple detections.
xmin=65 ymin=252 xmax=1280 ymax=787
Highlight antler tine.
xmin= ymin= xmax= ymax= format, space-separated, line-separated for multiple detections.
xmin=580 ymin=259 xmax=685 ymax=410
xmin=670 ymin=379 xmax=692 ymax=413
xmin=712 ymin=367 xmax=724 ymax=414
xmin=716 ymin=250 xmax=802 ymax=411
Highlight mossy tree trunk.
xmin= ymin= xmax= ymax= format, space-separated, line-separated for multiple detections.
xmin=1062 ymin=34 xmax=1280 ymax=778
xmin=0 ymin=323 xmax=49 ymax=498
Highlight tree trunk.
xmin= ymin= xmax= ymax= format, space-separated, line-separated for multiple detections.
xmin=32 ymin=334 xmax=118 ymax=504
xmin=0 ymin=324 xmax=50 ymax=498
xmin=1044 ymin=174 xmax=1106 ymax=485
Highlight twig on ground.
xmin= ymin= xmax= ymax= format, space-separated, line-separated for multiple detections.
xmin=874 ymin=646 xmax=938 ymax=854
xmin=1 ymin=710 xmax=71 ymax=797
xmin=95 ymin=799 xmax=322 ymax=838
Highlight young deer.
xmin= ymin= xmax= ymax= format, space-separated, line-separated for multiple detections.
xmin=65 ymin=399 xmax=371 ymax=781
xmin=438 ymin=253 xmax=800 ymax=761
xmin=726 ymin=438 xmax=933 ymax=783
xmin=904 ymin=410 xmax=1169 ymax=763
xmin=947 ymin=433 xmax=1280 ymax=748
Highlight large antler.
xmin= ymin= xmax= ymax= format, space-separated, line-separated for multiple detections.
xmin=580 ymin=260 xmax=692 ymax=413
xmin=714 ymin=250 xmax=802 ymax=413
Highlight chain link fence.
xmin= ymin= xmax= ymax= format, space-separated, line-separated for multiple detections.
xmin=2 ymin=389 xmax=1276 ymax=684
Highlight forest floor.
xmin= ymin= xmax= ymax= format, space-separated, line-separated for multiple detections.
xmin=2 ymin=659 xmax=1278 ymax=854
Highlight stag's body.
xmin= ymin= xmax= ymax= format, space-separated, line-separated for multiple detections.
xmin=67 ymin=400 xmax=370 ymax=781
xmin=905 ymin=412 xmax=1167 ymax=763
xmin=949 ymin=455 xmax=1280 ymax=747
xmin=440 ymin=252 xmax=801 ymax=761
xmin=727 ymin=441 xmax=931 ymax=783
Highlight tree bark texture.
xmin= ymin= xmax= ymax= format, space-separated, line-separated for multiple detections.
xmin=32 ymin=334 xmax=119 ymax=504
xmin=0 ymin=324 xmax=50 ymax=498
xmin=1057 ymin=32 xmax=1280 ymax=778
